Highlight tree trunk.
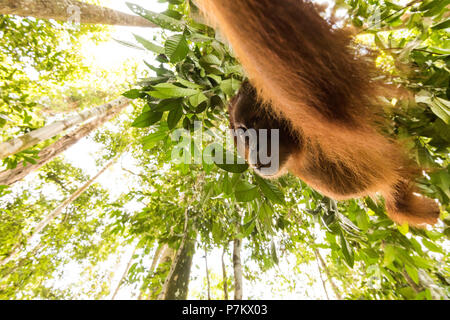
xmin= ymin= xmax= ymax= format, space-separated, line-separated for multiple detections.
xmin=233 ymin=239 xmax=243 ymax=300
xmin=204 ymin=247 xmax=211 ymax=300
xmin=111 ymin=246 xmax=137 ymax=300
xmin=0 ymin=155 xmax=119 ymax=266
xmin=158 ymin=203 xmax=197 ymax=300
xmin=138 ymin=243 xmax=167 ymax=300
xmin=160 ymin=238 xmax=196 ymax=300
xmin=314 ymin=250 xmax=330 ymax=300
xmin=150 ymin=244 xmax=166 ymax=275
xmin=0 ymin=0 xmax=156 ymax=27
xmin=0 ymin=97 xmax=130 ymax=160
xmin=146 ymin=244 xmax=175 ymax=300
xmin=314 ymin=248 xmax=342 ymax=300
xmin=222 ymin=246 xmax=229 ymax=300
xmin=0 ymin=98 xmax=129 ymax=185
xmin=0 ymin=243 xmax=43 ymax=279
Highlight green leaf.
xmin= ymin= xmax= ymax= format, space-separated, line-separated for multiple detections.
xmin=132 ymin=111 xmax=163 ymax=127
xmin=411 ymin=256 xmax=434 ymax=269
xmin=176 ymin=78 xmax=202 ymax=88
xmin=409 ymin=237 xmax=424 ymax=255
xmin=167 ymin=0 xmax=184 ymax=4
xmin=142 ymin=131 xmax=167 ymax=148
xmin=415 ymin=89 xmax=432 ymax=104
xmin=165 ymin=34 xmax=189 ymax=63
xmin=189 ymin=92 xmax=208 ymax=107
xmin=207 ymin=74 xmax=222 ymax=84
xmin=114 ymin=38 xmax=145 ymax=51
xmin=383 ymin=244 xmax=396 ymax=267
xmin=222 ymin=173 xmax=233 ymax=195
xmin=416 ymin=91 xmax=450 ymax=124
xmin=242 ymin=220 xmax=255 ymax=238
xmin=397 ymin=223 xmax=409 ymax=235
xmin=167 ymin=106 xmax=183 ymax=129
xmin=340 ymin=232 xmax=354 ymax=268
xmin=211 ymin=41 xmax=225 ymax=60
xmin=259 ymin=202 xmax=274 ymax=227
xmin=234 ymin=180 xmax=258 ymax=202
xmin=126 ymin=3 xmax=184 ymax=31
xmin=421 ymin=0 xmax=449 ymax=17
xmin=427 ymin=47 xmax=450 ymax=55
xmin=421 ymin=238 xmax=443 ymax=253
xmin=134 ymin=34 xmax=164 ymax=54
xmin=200 ymin=54 xmax=222 ymax=65
xmin=220 ymin=78 xmax=241 ymax=96
xmin=224 ymin=64 xmax=244 ymax=75
xmin=212 ymin=223 xmax=224 ymax=243
xmin=156 ymin=54 xmax=169 ymax=63
xmin=374 ymin=34 xmax=386 ymax=49
xmin=271 ymin=241 xmax=279 ymax=265
xmin=399 ymin=287 xmax=416 ymax=299
xmin=385 ymin=1 xmax=403 ymax=10
xmin=418 ymin=0 xmax=443 ymax=12
xmin=23 ymin=156 xmax=37 ymax=165
xmin=436 ymin=170 xmax=450 ymax=198
xmin=355 ymin=210 xmax=369 ymax=231
xmin=214 ymin=150 xmax=249 ymax=173
xmin=145 ymin=62 xmax=174 ymax=76
xmin=431 ymin=18 xmax=450 ymax=29
xmin=430 ymin=97 xmax=450 ymax=124
xmin=425 ymin=230 xmax=443 ymax=241
xmin=231 ymin=173 xmax=241 ymax=187
xmin=405 ymin=264 xmax=419 ymax=285
xmin=162 ymin=9 xmax=183 ymax=20
xmin=153 ymin=98 xmax=183 ymax=112
xmin=122 ymin=89 xmax=143 ymax=99
xmin=416 ymin=144 xmax=435 ymax=167
xmin=149 ymin=83 xmax=198 ymax=99
xmin=254 ymin=175 xmax=285 ymax=204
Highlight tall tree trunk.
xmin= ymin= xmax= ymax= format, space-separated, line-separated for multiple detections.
xmin=222 ymin=246 xmax=229 ymax=300
xmin=0 ymin=97 xmax=130 ymax=160
xmin=233 ymin=239 xmax=243 ymax=300
xmin=138 ymin=243 xmax=167 ymax=300
xmin=204 ymin=247 xmax=211 ymax=300
xmin=314 ymin=248 xmax=342 ymax=300
xmin=0 ymin=155 xmax=119 ymax=266
xmin=150 ymin=244 xmax=166 ymax=275
xmin=146 ymin=244 xmax=175 ymax=300
xmin=314 ymin=251 xmax=330 ymax=300
xmin=160 ymin=238 xmax=196 ymax=300
xmin=0 ymin=98 xmax=129 ymax=185
xmin=0 ymin=243 xmax=43 ymax=279
xmin=159 ymin=205 xmax=196 ymax=300
xmin=0 ymin=0 xmax=156 ymax=27
xmin=111 ymin=246 xmax=137 ymax=300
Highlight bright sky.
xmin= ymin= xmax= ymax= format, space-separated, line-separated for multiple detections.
xmin=79 ymin=0 xmax=167 ymax=70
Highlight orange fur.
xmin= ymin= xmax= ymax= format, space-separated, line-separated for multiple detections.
xmin=203 ymin=0 xmax=442 ymax=227
xmin=229 ymin=82 xmax=440 ymax=227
